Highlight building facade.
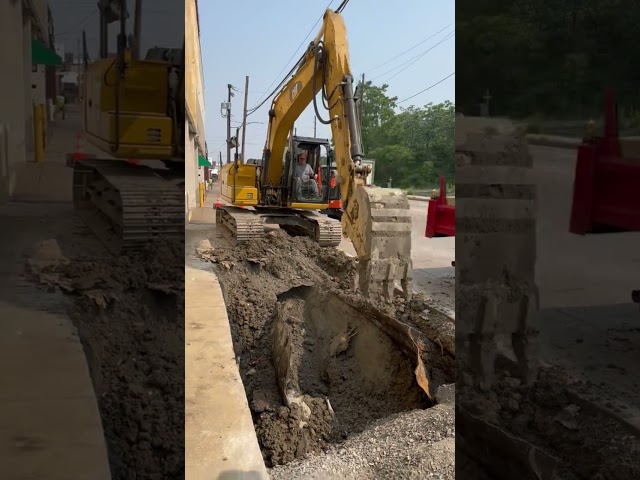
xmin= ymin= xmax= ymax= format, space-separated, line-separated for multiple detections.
xmin=185 ymin=0 xmax=207 ymax=220
xmin=0 ymin=0 xmax=60 ymax=203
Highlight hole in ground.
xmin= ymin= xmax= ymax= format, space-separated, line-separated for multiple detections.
xmin=238 ymin=285 xmax=434 ymax=467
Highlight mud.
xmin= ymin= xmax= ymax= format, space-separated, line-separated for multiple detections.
xmin=459 ymin=368 xmax=640 ymax=479
xmin=26 ymin=238 xmax=184 ymax=480
xmin=199 ymin=230 xmax=455 ymax=467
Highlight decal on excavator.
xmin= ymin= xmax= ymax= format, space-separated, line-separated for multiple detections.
xmin=290 ymin=81 xmax=303 ymax=102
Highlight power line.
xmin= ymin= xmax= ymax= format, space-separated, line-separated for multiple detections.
xmin=397 ymin=72 xmax=455 ymax=104
xmin=371 ymin=31 xmax=454 ymax=82
xmin=246 ymin=0 xmax=355 ymax=117
xmin=250 ymin=0 xmax=335 ymax=110
xmin=54 ymin=10 xmax=97 ymax=37
xmin=365 ymin=24 xmax=451 ymax=73
xmin=385 ymin=33 xmax=454 ymax=83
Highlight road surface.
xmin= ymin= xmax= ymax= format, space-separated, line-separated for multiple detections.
xmin=531 ymin=145 xmax=640 ymax=308
xmin=529 ymin=144 xmax=640 ymax=430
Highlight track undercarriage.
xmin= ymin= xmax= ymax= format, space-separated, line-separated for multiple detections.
xmin=72 ymin=159 xmax=184 ymax=254
xmin=215 ymin=205 xmax=343 ymax=247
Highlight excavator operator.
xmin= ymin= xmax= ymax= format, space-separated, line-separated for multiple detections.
xmin=294 ymin=151 xmax=319 ymax=198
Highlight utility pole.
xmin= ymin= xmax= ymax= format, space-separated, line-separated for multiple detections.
xmin=360 ymin=73 xmax=366 ymax=129
xmin=360 ymin=73 xmax=366 ymax=153
xmin=481 ymin=88 xmax=492 ymax=117
xmin=313 ymin=116 xmax=317 ymax=137
xmin=82 ymin=30 xmax=88 ymax=70
xmin=225 ymin=84 xmax=234 ymax=164
xmin=133 ymin=0 xmax=142 ymax=60
xmin=240 ymin=75 xmax=249 ymax=164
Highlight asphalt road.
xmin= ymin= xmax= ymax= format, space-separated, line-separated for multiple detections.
xmin=530 ymin=144 xmax=640 ymax=428
xmin=531 ymin=145 xmax=640 ymax=308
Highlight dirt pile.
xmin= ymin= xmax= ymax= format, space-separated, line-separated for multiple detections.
xmin=459 ymin=367 xmax=640 ymax=479
xmin=26 ymin=239 xmax=185 ymax=480
xmin=199 ymin=230 xmax=455 ymax=467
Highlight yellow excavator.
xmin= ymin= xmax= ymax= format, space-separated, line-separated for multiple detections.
xmin=72 ymin=0 xmax=184 ymax=253
xmin=217 ymin=7 xmax=413 ymax=299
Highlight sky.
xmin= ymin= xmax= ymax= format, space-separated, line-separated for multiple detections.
xmin=199 ymin=0 xmax=455 ymax=162
xmin=49 ymin=0 xmax=183 ymax=60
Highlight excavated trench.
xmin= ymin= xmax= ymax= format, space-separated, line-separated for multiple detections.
xmin=203 ymin=230 xmax=455 ymax=467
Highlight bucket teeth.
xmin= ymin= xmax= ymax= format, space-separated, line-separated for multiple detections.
xmin=358 ymin=257 xmax=413 ymax=301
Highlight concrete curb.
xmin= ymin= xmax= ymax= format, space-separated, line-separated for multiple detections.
xmin=526 ymin=134 xmax=581 ymax=149
xmin=407 ymin=195 xmax=430 ymax=202
xmin=185 ymin=234 xmax=269 ymax=480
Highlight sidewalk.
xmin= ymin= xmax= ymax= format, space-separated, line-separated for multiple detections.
xmin=0 ymin=106 xmax=111 ymax=479
xmin=186 ymin=188 xmax=269 ymax=479
xmin=11 ymin=106 xmax=87 ymax=202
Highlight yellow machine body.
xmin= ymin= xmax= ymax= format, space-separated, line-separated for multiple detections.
xmin=219 ymin=162 xmax=259 ymax=206
xmin=83 ymin=51 xmax=175 ymax=160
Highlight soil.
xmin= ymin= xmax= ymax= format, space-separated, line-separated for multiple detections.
xmin=26 ymin=237 xmax=185 ymax=480
xmin=199 ymin=229 xmax=455 ymax=467
xmin=459 ymin=367 xmax=640 ymax=479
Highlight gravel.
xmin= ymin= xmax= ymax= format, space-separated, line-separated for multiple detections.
xmin=269 ymin=404 xmax=455 ymax=480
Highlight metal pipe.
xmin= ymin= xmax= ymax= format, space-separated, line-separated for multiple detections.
xmin=133 ymin=0 xmax=142 ymax=60
xmin=112 ymin=0 xmax=127 ymax=153
xmin=241 ymin=75 xmax=249 ymax=163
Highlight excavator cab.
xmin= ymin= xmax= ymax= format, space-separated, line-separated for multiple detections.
xmin=284 ymin=136 xmax=334 ymax=206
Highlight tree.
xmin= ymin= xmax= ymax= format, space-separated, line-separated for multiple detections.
xmin=456 ymin=0 xmax=640 ymax=118
xmin=358 ymin=81 xmax=397 ymax=153
xmin=356 ymin=80 xmax=455 ymax=188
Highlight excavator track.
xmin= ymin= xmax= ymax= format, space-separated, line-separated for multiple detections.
xmin=216 ymin=206 xmax=342 ymax=247
xmin=216 ymin=206 xmax=266 ymax=243
xmin=72 ymin=159 xmax=184 ymax=254
xmin=300 ymin=210 xmax=342 ymax=247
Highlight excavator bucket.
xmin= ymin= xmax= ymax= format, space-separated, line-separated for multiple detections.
xmin=344 ymin=185 xmax=413 ymax=301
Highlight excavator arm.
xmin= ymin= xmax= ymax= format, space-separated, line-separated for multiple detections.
xmin=264 ymin=9 xmax=413 ymax=300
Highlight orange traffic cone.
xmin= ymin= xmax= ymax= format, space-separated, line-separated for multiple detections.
xmin=72 ymin=132 xmax=87 ymax=161
xmin=214 ymin=195 xmax=222 ymax=208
